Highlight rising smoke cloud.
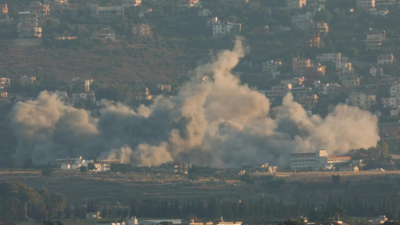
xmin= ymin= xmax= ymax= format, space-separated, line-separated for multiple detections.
xmin=9 ymin=38 xmax=380 ymax=167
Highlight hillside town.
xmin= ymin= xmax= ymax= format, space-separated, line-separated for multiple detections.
xmin=4 ymin=0 xmax=400 ymax=224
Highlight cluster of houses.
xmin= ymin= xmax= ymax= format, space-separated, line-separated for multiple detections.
xmin=56 ymin=156 xmax=114 ymax=172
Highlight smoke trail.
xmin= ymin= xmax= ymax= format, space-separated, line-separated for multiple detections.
xmin=9 ymin=38 xmax=380 ymax=167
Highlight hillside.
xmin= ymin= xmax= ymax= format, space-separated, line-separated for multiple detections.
xmin=0 ymin=40 xmax=190 ymax=84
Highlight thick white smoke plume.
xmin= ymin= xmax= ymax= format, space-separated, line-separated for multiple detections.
xmin=9 ymin=39 xmax=380 ymax=167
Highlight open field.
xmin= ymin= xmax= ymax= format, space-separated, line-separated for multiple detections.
xmin=2 ymin=170 xmax=400 ymax=205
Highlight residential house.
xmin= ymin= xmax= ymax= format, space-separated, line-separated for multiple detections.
xmin=20 ymin=76 xmax=36 ymax=86
xmin=297 ymin=94 xmax=318 ymax=110
xmin=96 ymin=27 xmax=116 ymax=41
xmin=286 ymin=0 xmax=307 ymax=9
xmin=336 ymin=62 xmax=353 ymax=75
xmin=369 ymin=8 xmax=389 ymax=16
xmin=318 ymin=83 xmax=341 ymax=96
xmin=316 ymin=53 xmax=341 ymax=63
xmin=132 ymin=24 xmax=152 ymax=36
xmin=156 ymin=84 xmax=172 ymax=91
xmin=134 ymin=87 xmax=152 ymax=100
xmin=345 ymin=92 xmax=376 ymax=109
xmin=17 ymin=12 xmax=42 ymax=38
xmin=378 ymin=54 xmax=394 ymax=64
xmin=299 ymin=36 xmax=322 ymax=48
xmin=304 ymin=64 xmax=326 ymax=78
xmin=94 ymin=163 xmax=111 ymax=172
xmin=262 ymin=60 xmax=282 ymax=78
xmin=307 ymin=21 xmax=329 ymax=37
xmin=366 ymin=29 xmax=385 ymax=49
xmin=72 ymin=92 xmax=96 ymax=104
xmin=342 ymin=77 xmax=360 ymax=88
xmin=391 ymin=83 xmax=400 ymax=97
xmin=292 ymin=58 xmax=311 ymax=73
xmin=69 ymin=77 xmax=93 ymax=92
xmin=370 ymin=67 xmax=384 ymax=76
xmin=381 ymin=97 xmax=400 ymax=108
xmin=375 ymin=0 xmax=395 ymax=7
xmin=198 ymin=9 xmax=212 ymax=16
xmin=177 ymin=0 xmax=200 ymax=10
xmin=49 ymin=90 xmax=70 ymax=105
xmin=0 ymin=91 xmax=8 ymax=99
xmin=265 ymin=84 xmax=292 ymax=98
xmin=356 ymin=0 xmax=375 ymax=10
xmin=29 ymin=1 xmax=50 ymax=18
xmin=87 ymin=4 xmax=124 ymax=21
xmin=211 ymin=17 xmax=241 ymax=38
xmin=0 ymin=78 xmax=10 ymax=89
xmin=59 ymin=156 xmax=94 ymax=170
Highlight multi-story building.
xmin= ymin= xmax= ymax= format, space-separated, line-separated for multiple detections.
xmin=390 ymin=83 xmax=400 ymax=97
xmin=291 ymin=12 xmax=312 ymax=30
xmin=299 ymin=36 xmax=322 ymax=48
xmin=212 ymin=17 xmax=241 ymax=38
xmin=280 ymin=77 xmax=305 ymax=86
xmin=72 ymin=92 xmax=96 ymax=104
xmin=58 ymin=156 xmax=95 ymax=170
xmin=356 ymin=0 xmax=375 ymax=10
xmin=0 ymin=77 xmax=10 ymax=89
xmin=29 ymin=1 xmax=50 ymax=18
xmin=336 ymin=62 xmax=353 ymax=75
xmin=286 ymin=0 xmax=307 ymax=9
xmin=316 ymin=53 xmax=341 ymax=63
xmin=297 ymin=94 xmax=318 ymax=110
xmin=370 ymin=67 xmax=384 ymax=76
xmin=18 ymin=12 xmax=42 ymax=38
xmin=20 ymin=76 xmax=36 ymax=86
xmin=93 ymin=163 xmax=111 ymax=172
xmin=318 ymin=83 xmax=341 ymax=96
xmin=304 ymin=64 xmax=326 ymax=78
xmin=68 ymin=77 xmax=93 ymax=92
xmin=366 ymin=29 xmax=385 ymax=49
xmin=290 ymin=150 xmax=351 ymax=169
xmin=345 ymin=92 xmax=376 ymax=109
xmin=134 ymin=87 xmax=152 ymax=100
xmin=156 ymin=84 xmax=172 ymax=91
xmin=375 ymin=0 xmax=395 ymax=7
xmin=265 ymin=84 xmax=292 ymax=98
xmin=177 ymin=0 xmax=200 ymax=10
xmin=262 ymin=60 xmax=282 ymax=78
xmin=342 ymin=77 xmax=360 ymax=88
xmin=307 ymin=21 xmax=329 ymax=37
xmin=132 ymin=24 xmax=152 ymax=36
xmin=381 ymin=97 xmax=400 ymax=108
xmin=87 ymin=4 xmax=124 ymax=21
xmin=198 ymin=9 xmax=212 ymax=16
xmin=378 ymin=54 xmax=394 ymax=64
xmin=292 ymin=58 xmax=312 ymax=73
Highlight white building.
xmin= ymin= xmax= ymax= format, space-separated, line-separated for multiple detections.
xmin=390 ymin=83 xmax=400 ymax=97
xmin=336 ymin=62 xmax=353 ymax=75
xmin=339 ymin=165 xmax=360 ymax=171
xmin=345 ymin=92 xmax=376 ymax=109
xmin=290 ymin=150 xmax=351 ymax=169
xmin=370 ymin=67 xmax=383 ymax=76
xmin=356 ymin=0 xmax=375 ymax=10
xmin=139 ymin=219 xmax=182 ymax=225
xmin=198 ymin=9 xmax=211 ymax=16
xmin=72 ymin=92 xmax=96 ymax=104
xmin=286 ymin=0 xmax=306 ymax=9
xmin=59 ymin=156 xmax=94 ymax=170
xmin=378 ymin=54 xmax=394 ymax=64
xmin=94 ymin=163 xmax=111 ymax=172
xmin=211 ymin=17 xmax=241 ymax=38
xmin=381 ymin=97 xmax=400 ymax=108
xmin=262 ymin=60 xmax=282 ymax=78
xmin=316 ymin=53 xmax=341 ymax=63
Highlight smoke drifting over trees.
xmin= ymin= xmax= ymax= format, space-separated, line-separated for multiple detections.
xmin=9 ymin=39 xmax=380 ymax=167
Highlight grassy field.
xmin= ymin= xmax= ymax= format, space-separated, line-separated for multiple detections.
xmin=2 ymin=169 xmax=400 ymax=205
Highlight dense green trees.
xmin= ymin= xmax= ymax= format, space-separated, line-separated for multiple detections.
xmin=0 ymin=181 xmax=66 ymax=224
